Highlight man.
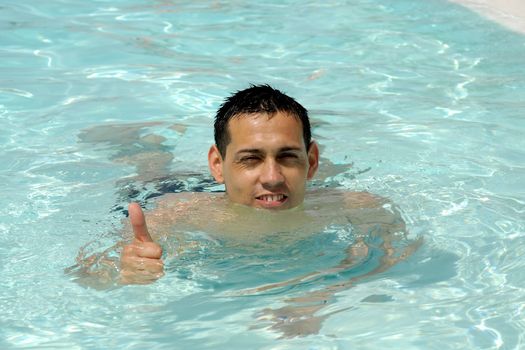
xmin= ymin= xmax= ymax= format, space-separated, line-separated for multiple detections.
xmin=121 ymin=84 xmax=323 ymax=282
xmin=85 ymin=84 xmax=418 ymax=336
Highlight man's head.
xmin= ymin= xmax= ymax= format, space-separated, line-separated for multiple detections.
xmin=213 ymin=84 xmax=311 ymax=158
xmin=208 ymin=85 xmax=319 ymax=210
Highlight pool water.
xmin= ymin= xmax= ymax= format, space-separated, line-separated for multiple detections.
xmin=1 ymin=0 xmax=525 ymax=348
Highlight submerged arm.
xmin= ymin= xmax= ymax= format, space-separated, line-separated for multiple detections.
xmin=253 ymin=192 xmax=422 ymax=337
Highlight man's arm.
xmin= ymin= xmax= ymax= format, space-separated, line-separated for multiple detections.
xmin=239 ymin=192 xmax=412 ymax=293
xmin=248 ymin=192 xmax=422 ymax=337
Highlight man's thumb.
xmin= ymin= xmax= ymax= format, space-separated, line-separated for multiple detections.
xmin=128 ymin=202 xmax=153 ymax=243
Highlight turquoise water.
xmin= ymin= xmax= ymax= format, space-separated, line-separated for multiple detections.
xmin=1 ymin=0 xmax=525 ymax=348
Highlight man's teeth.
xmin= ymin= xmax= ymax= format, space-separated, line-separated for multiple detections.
xmin=260 ymin=194 xmax=284 ymax=202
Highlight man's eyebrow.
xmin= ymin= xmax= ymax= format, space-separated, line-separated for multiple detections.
xmin=236 ymin=147 xmax=303 ymax=155
xmin=236 ymin=148 xmax=264 ymax=154
xmin=278 ymin=147 xmax=303 ymax=153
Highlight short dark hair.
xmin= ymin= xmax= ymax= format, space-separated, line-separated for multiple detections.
xmin=214 ymin=84 xmax=311 ymax=157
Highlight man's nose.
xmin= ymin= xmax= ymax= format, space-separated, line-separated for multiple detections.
xmin=260 ymin=159 xmax=285 ymax=187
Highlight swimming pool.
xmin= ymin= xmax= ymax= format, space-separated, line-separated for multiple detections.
xmin=1 ymin=0 xmax=524 ymax=348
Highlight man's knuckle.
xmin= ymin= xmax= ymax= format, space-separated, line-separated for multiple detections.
xmin=122 ymin=245 xmax=137 ymax=255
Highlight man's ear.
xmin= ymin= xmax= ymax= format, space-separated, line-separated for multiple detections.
xmin=306 ymin=141 xmax=319 ymax=180
xmin=208 ymin=145 xmax=224 ymax=183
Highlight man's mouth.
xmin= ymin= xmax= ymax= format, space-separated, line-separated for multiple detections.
xmin=255 ymin=194 xmax=288 ymax=208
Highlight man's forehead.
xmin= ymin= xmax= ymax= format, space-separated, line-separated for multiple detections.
xmin=225 ymin=112 xmax=305 ymax=151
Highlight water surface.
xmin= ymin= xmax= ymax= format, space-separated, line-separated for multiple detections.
xmin=1 ymin=0 xmax=524 ymax=349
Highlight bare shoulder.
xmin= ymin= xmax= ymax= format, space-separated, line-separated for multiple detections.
xmin=307 ymin=188 xmax=385 ymax=209
xmin=153 ymin=192 xmax=224 ymax=209
xmin=305 ymin=188 xmax=404 ymax=233
xmin=338 ymin=190 xmax=403 ymax=227
xmin=137 ymin=192 xmax=226 ymax=236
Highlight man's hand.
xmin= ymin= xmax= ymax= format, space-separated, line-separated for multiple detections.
xmin=120 ymin=202 xmax=164 ymax=284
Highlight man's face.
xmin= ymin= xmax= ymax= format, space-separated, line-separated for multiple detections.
xmin=208 ymin=112 xmax=319 ymax=210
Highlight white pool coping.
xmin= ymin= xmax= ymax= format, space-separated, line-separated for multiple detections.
xmin=449 ymin=0 xmax=525 ymax=34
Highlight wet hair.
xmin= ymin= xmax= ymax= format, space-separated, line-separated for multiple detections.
xmin=214 ymin=84 xmax=311 ymax=157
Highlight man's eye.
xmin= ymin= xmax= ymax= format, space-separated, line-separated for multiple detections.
xmin=280 ymin=153 xmax=298 ymax=159
xmin=240 ymin=156 xmax=260 ymax=163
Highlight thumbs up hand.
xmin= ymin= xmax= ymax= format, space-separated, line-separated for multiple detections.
xmin=120 ymin=202 xmax=164 ymax=284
